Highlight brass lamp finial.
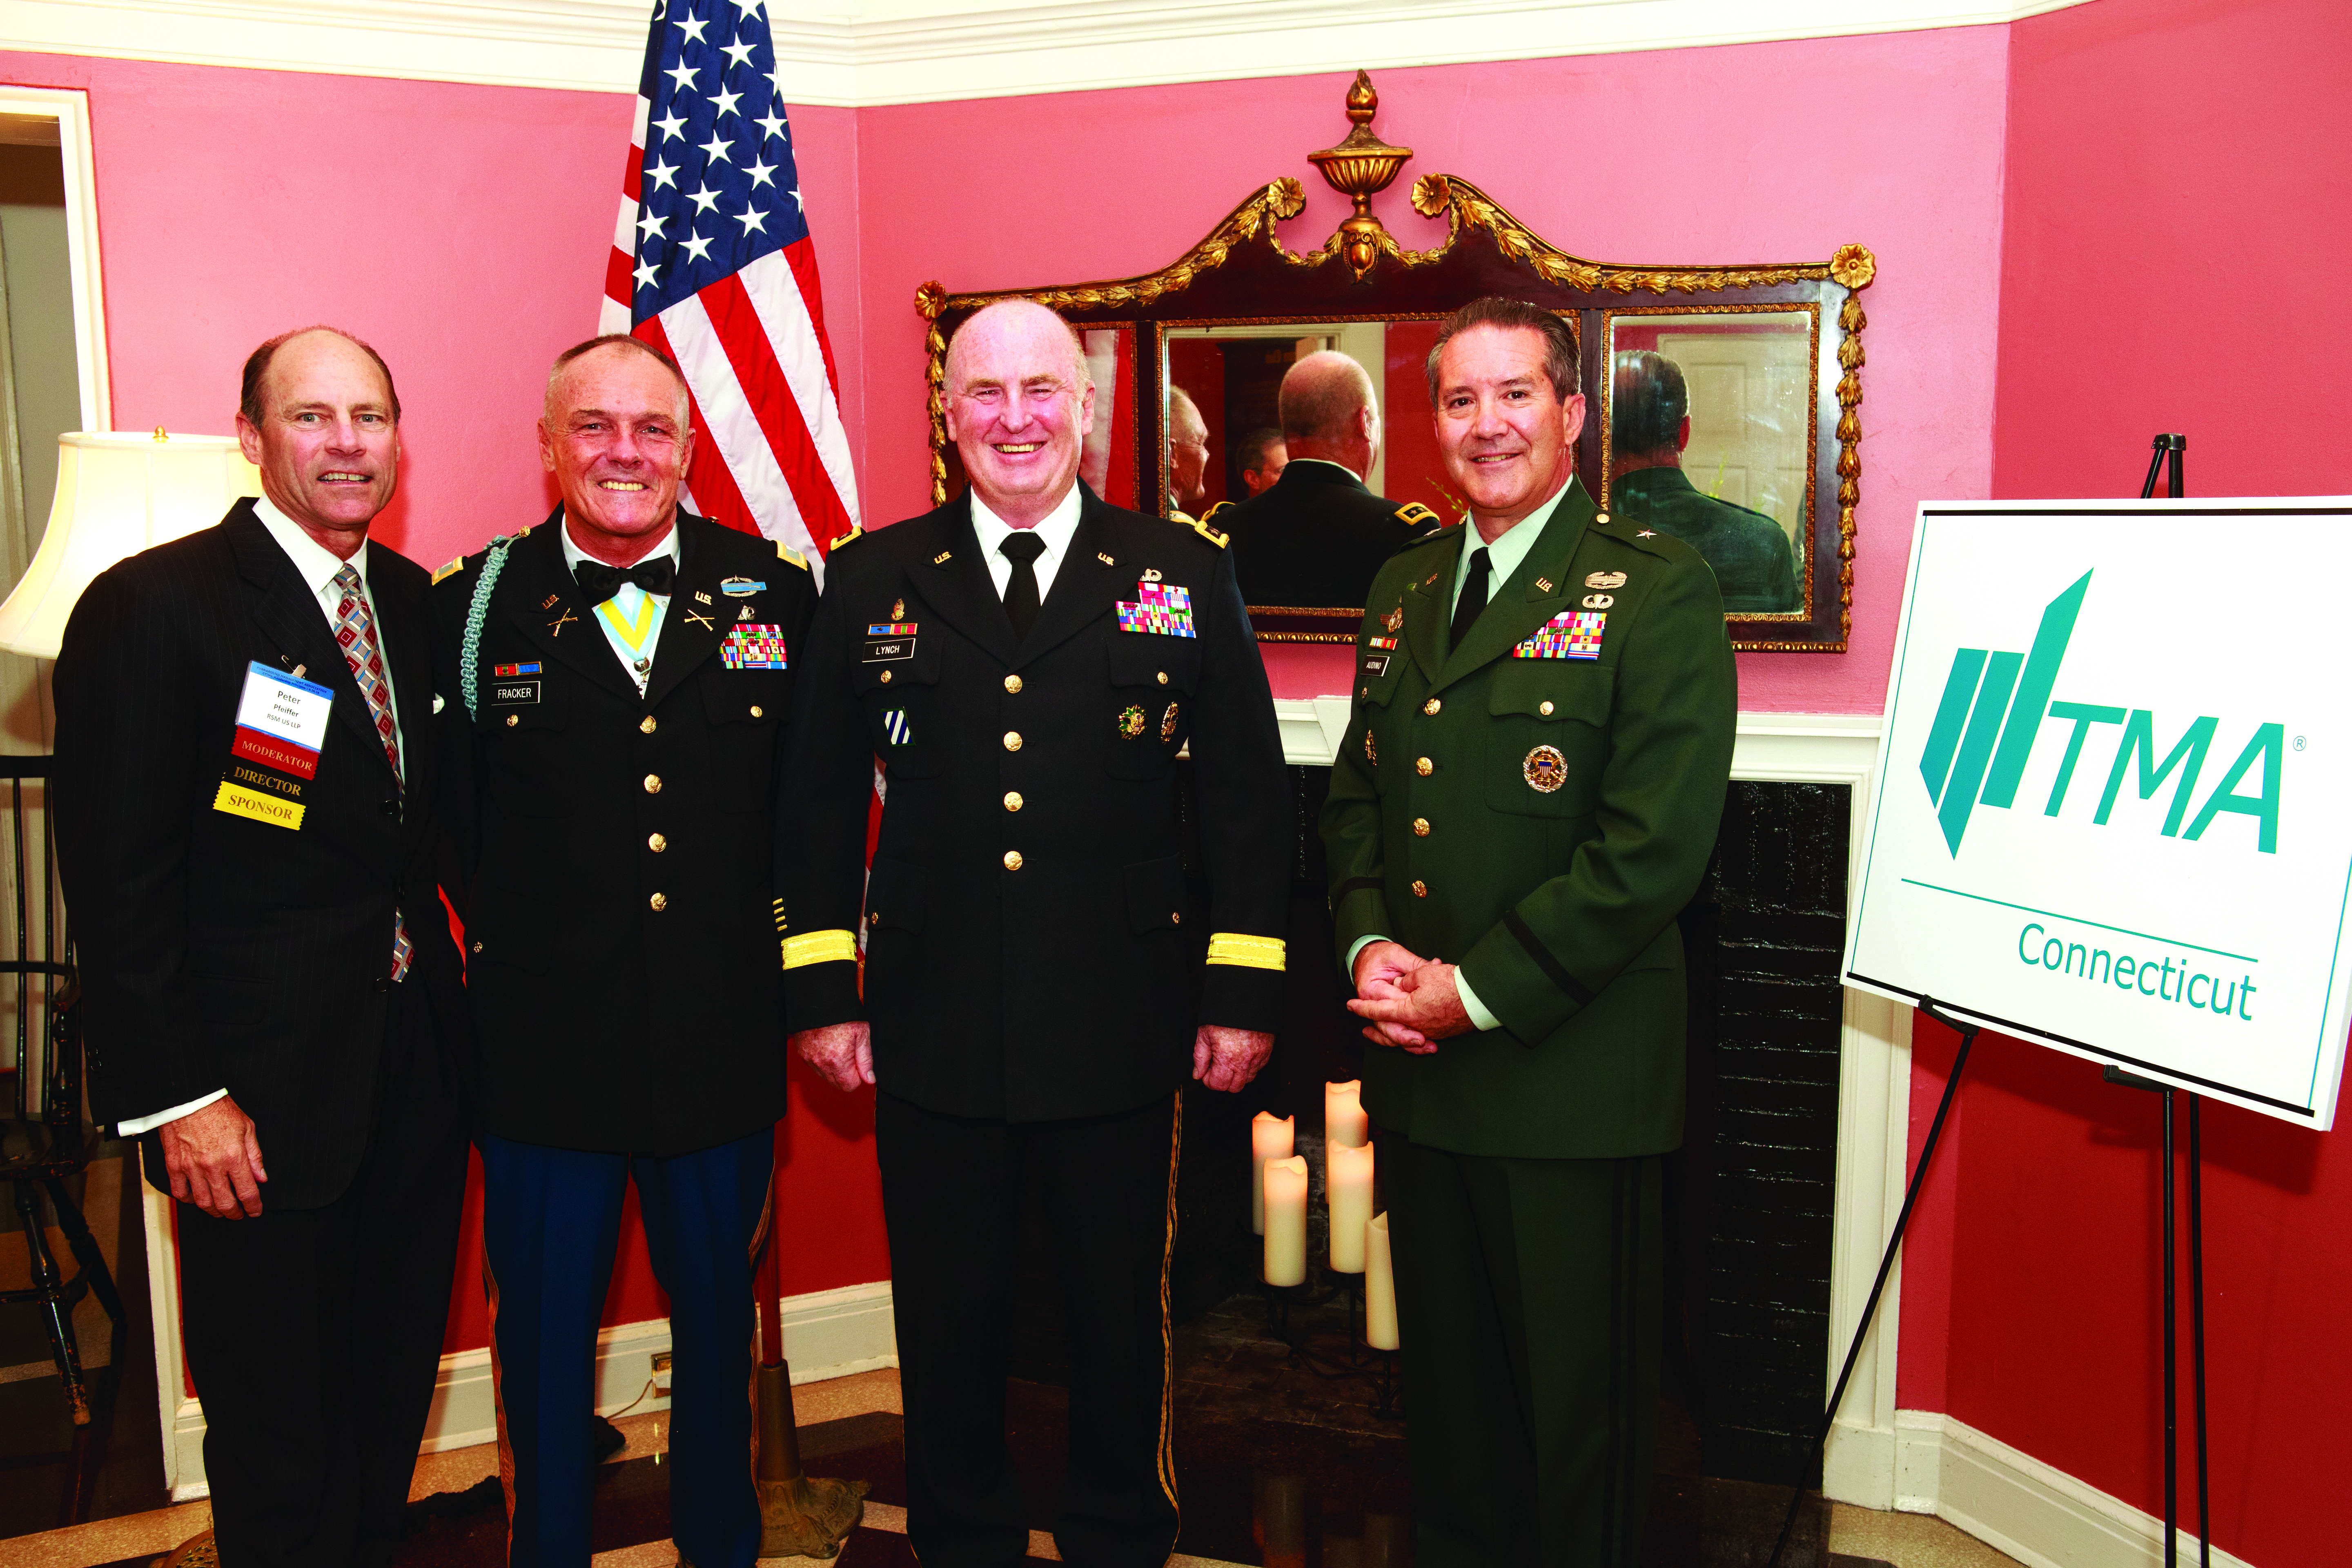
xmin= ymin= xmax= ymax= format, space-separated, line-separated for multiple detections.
xmin=1306 ymin=70 xmax=1412 ymax=282
xmin=153 ymin=426 xmax=167 ymax=441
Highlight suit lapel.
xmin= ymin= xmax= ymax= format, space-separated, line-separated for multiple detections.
xmin=499 ymin=516 xmax=638 ymax=702
xmin=916 ymin=502 xmax=1019 ymax=667
xmin=226 ymin=505 xmax=394 ymax=786
xmin=1012 ymin=499 xmax=1113 ymax=671
xmin=1401 ymin=530 xmax=1455 ymax=685
xmin=366 ymin=542 xmax=434 ymax=791
xmin=1433 ymin=481 xmax=1594 ymax=691
xmin=642 ymin=515 xmax=731 ymax=710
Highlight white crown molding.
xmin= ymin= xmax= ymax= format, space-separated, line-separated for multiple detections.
xmin=2 ymin=0 xmax=2096 ymax=106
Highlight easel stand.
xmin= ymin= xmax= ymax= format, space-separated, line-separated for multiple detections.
xmin=1765 ymin=998 xmax=1978 ymax=1568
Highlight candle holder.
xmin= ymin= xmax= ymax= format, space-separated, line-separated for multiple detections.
xmin=1254 ymin=1263 xmax=1400 ymax=1417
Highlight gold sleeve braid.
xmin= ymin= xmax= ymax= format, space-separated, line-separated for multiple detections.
xmin=1205 ymin=933 xmax=1286 ymax=971
xmin=782 ymin=930 xmax=858 ymax=969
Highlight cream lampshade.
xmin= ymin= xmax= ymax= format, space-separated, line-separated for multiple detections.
xmin=0 ymin=430 xmax=261 ymax=659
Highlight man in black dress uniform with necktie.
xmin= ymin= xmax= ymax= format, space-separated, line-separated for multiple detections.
xmin=782 ymin=298 xmax=1291 ymax=1568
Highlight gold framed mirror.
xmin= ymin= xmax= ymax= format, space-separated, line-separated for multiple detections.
xmin=918 ymin=73 xmax=1873 ymax=651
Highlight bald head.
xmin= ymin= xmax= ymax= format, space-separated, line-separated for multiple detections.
xmin=1165 ymin=385 xmax=1209 ymax=511
xmin=947 ymin=298 xmax=1091 ymax=394
xmin=1276 ymin=350 xmax=1380 ymax=478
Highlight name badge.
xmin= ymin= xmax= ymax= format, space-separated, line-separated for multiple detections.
xmin=216 ymin=662 xmax=332 ymax=830
xmin=862 ymin=638 xmax=914 ymax=663
xmin=491 ymin=679 xmax=541 ymax=706
xmin=1362 ymin=652 xmax=1392 ymax=679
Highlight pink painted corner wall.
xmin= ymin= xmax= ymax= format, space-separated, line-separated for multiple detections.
xmin=1893 ymin=3 xmax=2352 ymax=1563
xmin=847 ymin=29 xmax=2011 ymax=711
xmin=0 ymin=50 xmax=892 ymax=1349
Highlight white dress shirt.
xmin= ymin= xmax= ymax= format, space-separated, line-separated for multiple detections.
xmin=121 ymin=497 xmax=409 ymax=1136
xmin=969 ymin=482 xmax=1085 ymax=604
xmin=561 ymin=517 xmax=682 ymax=694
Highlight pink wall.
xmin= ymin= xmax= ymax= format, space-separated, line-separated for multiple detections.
xmin=849 ymin=33 xmax=2011 ymax=710
xmin=0 ymin=49 xmax=892 ymax=1350
xmin=1889 ymin=3 xmax=2352 ymax=1562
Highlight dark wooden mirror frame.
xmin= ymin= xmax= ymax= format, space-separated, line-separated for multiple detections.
xmin=915 ymin=74 xmax=1874 ymax=652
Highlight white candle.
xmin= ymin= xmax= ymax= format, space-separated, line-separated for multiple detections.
xmin=1365 ymin=1211 xmax=1399 ymax=1349
xmin=1327 ymin=1140 xmax=1375 ymax=1273
xmin=1250 ymin=1112 xmax=1295 ymax=1235
xmin=1262 ymin=1156 xmax=1309 ymax=1287
xmin=1325 ymin=1080 xmax=1369 ymax=1148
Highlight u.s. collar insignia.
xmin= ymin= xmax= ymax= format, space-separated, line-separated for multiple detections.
xmin=540 ymin=592 xmax=561 ymax=610
xmin=720 ymin=576 xmax=763 ymax=597
xmin=933 ymin=550 xmax=952 ymax=564
xmin=1383 ymin=605 xmax=1404 ymax=633
xmin=1097 ymin=552 xmax=1115 ymax=566
xmin=1585 ymin=571 xmax=1628 ymax=590
xmin=1535 ymin=577 xmax=1554 ymax=594
xmin=693 ymin=590 xmax=713 ymax=605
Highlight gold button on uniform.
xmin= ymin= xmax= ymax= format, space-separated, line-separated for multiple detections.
xmin=1539 ymin=700 xmax=1555 ymax=716
xmin=1423 ymin=698 xmax=1441 ymax=716
xmin=649 ymin=892 xmax=668 ymax=911
xmin=1171 ymin=911 xmax=1182 ymax=924
xmin=1004 ymin=791 xmax=1024 ymax=812
xmin=643 ymin=773 xmax=662 ymax=793
xmin=749 ymin=705 xmax=763 ymax=718
xmin=1003 ymin=850 xmax=1024 ymax=871
xmin=471 ymin=940 xmax=483 ymax=954
xmin=639 ymin=715 xmax=657 ymax=733
xmin=1156 ymin=672 xmax=1169 ymax=686
xmin=881 ymin=669 xmax=893 ymax=684
xmin=1004 ymin=674 xmax=1023 ymax=694
xmin=1415 ymin=757 xmax=1433 ymax=776
xmin=1413 ymin=817 xmax=1430 ymax=837
xmin=1411 ymin=880 xmax=1428 ymax=898
xmin=648 ymin=833 xmax=667 ymax=853
xmin=506 ymin=714 xmax=519 ymax=727
xmin=1003 ymin=731 xmax=1023 ymax=752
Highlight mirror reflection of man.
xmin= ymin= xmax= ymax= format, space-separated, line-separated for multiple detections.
xmin=782 ymin=298 xmax=1290 ymax=1567
xmin=1607 ymin=348 xmax=1800 ymax=613
xmin=1166 ymin=383 xmax=1211 ymax=520
xmin=1221 ymin=350 xmax=1440 ymax=609
xmin=1323 ymin=298 xmax=1736 ymax=1565
xmin=1235 ymin=426 xmax=1287 ymax=497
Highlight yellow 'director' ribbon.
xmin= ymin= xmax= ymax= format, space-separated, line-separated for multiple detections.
xmin=1206 ymin=933 xmax=1286 ymax=971
xmin=782 ymin=929 xmax=858 ymax=970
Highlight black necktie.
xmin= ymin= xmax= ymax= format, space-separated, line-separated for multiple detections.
xmin=1450 ymin=546 xmax=1492 ymax=653
xmin=573 ymin=555 xmax=675 ymax=604
xmin=1000 ymin=531 xmax=1046 ymax=640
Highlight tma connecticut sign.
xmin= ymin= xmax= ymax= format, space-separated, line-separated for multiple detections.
xmin=1846 ymin=501 xmax=2352 ymax=1128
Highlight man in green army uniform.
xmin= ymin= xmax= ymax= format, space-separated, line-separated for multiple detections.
xmin=1322 ymin=298 xmax=1737 ymax=1566
xmin=1608 ymin=347 xmax=1801 ymax=614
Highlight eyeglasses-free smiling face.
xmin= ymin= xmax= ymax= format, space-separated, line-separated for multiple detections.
xmin=540 ymin=343 xmax=696 ymax=560
xmin=944 ymin=301 xmax=1096 ymax=527
xmin=235 ymin=330 xmax=401 ymax=548
xmin=1434 ymin=323 xmax=1588 ymax=533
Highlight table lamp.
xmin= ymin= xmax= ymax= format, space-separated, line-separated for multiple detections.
xmin=0 ymin=430 xmax=259 ymax=659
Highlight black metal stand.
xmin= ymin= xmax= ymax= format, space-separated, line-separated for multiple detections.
xmin=1765 ymin=998 xmax=1978 ymax=1568
xmin=1258 ymin=1267 xmax=1399 ymax=1414
xmin=2102 ymin=1065 xmax=2211 ymax=1568
xmin=2141 ymin=432 xmax=2186 ymax=500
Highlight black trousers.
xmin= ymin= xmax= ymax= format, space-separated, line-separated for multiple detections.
xmin=173 ymin=980 xmax=469 ymax=1568
xmin=1385 ymin=1139 xmax=1663 ymax=1568
xmin=876 ymin=1089 xmax=1182 ymax=1568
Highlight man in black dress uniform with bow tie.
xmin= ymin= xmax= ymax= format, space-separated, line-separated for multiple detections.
xmin=782 ymin=298 xmax=1291 ymax=1568
xmin=432 ymin=335 xmax=817 ymax=1568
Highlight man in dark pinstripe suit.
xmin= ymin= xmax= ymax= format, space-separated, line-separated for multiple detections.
xmin=55 ymin=327 xmax=470 ymax=1568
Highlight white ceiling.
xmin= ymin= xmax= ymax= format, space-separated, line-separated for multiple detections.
xmin=1 ymin=0 xmax=2098 ymax=105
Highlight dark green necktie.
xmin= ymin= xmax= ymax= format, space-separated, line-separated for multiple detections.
xmin=1450 ymin=546 xmax=1491 ymax=653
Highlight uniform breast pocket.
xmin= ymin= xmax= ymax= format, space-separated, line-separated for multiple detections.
xmin=1104 ymin=638 xmax=1198 ymax=781
xmin=699 ymin=668 xmax=791 ymax=812
xmin=480 ymin=677 xmax=572 ymax=817
xmin=855 ymin=636 xmax=943 ymax=779
xmin=1486 ymin=663 xmax=1613 ymax=818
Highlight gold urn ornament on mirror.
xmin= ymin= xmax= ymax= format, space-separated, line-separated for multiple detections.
xmin=1307 ymin=70 xmax=1414 ymax=281
xmin=914 ymin=71 xmax=1875 ymax=652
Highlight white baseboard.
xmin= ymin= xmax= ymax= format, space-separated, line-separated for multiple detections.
xmin=167 ymin=1281 xmax=896 ymax=1502
xmin=1892 ymin=1409 xmax=2255 ymax=1568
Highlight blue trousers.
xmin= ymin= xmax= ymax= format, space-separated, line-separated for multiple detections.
xmin=479 ymin=1128 xmax=774 ymax=1568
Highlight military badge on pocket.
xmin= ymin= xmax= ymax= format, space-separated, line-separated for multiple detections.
xmin=1118 ymin=704 xmax=1147 ymax=738
xmin=882 ymin=709 xmax=912 ymax=745
xmin=1523 ymin=744 xmax=1568 ymax=793
xmin=1160 ymin=702 xmax=1180 ymax=741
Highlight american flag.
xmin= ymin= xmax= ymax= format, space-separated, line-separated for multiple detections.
xmin=600 ymin=0 xmax=858 ymax=579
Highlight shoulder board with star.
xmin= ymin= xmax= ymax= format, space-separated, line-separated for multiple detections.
xmin=828 ymin=524 xmax=866 ymax=551
xmin=1183 ymin=513 xmax=1229 ymax=549
xmin=776 ymin=541 xmax=810 ymax=572
xmin=1589 ymin=508 xmax=1698 ymax=564
xmin=1394 ymin=501 xmax=1443 ymax=532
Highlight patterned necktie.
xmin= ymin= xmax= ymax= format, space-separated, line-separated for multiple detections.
xmin=332 ymin=563 xmax=411 ymax=982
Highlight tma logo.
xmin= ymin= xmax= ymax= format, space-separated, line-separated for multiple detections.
xmin=1919 ymin=571 xmax=2283 ymax=856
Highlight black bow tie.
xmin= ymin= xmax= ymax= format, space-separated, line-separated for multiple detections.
xmin=573 ymin=555 xmax=675 ymax=604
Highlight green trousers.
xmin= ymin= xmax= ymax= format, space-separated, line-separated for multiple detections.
xmin=1385 ymin=1140 xmax=1662 ymax=1567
